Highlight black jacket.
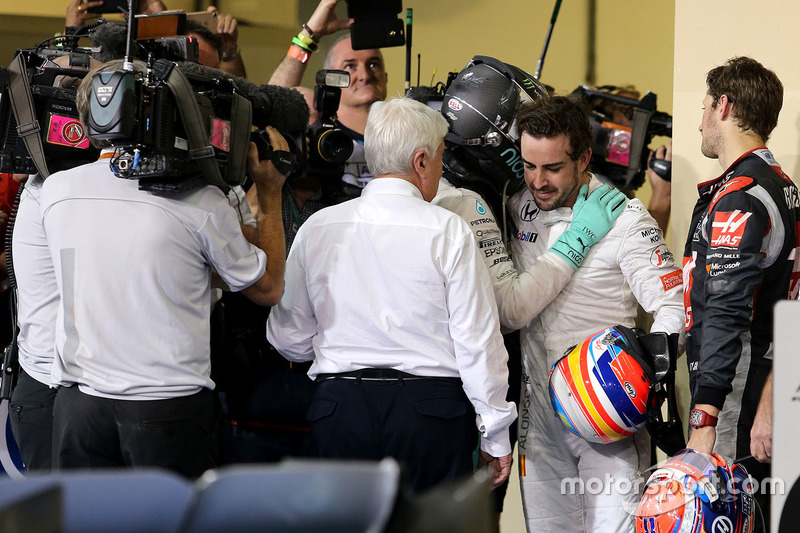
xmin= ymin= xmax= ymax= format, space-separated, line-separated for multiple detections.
xmin=684 ymin=148 xmax=800 ymax=409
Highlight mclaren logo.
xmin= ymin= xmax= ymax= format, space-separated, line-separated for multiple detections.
xmin=520 ymin=200 xmax=539 ymax=222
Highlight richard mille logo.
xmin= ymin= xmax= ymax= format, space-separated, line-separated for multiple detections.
xmin=520 ymin=200 xmax=539 ymax=222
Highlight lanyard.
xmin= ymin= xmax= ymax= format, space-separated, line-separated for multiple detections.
xmin=287 ymin=190 xmax=304 ymax=229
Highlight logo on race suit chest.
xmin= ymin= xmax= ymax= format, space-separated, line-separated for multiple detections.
xmin=710 ymin=210 xmax=751 ymax=248
xmin=516 ymin=230 xmax=538 ymax=243
xmin=475 ymin=200 xmax=487 ymax=215
xmin=519 ymin=199 xmax=539 ymax=221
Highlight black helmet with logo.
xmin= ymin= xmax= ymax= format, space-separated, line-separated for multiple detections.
xmin=441 ymin=56 xmax=548 ymax=184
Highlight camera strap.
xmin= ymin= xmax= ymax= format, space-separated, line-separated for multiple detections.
xmin=225 ymin=90 xmax=251 ymax=187
xmin=160 ymin=62 xmax=251 ymax=192
xmin=7 ymin=53 xmax=50 ymax=178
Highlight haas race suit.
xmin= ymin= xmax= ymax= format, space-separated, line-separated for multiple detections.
xmin=683 ymin=148 xmax=800 ymax=473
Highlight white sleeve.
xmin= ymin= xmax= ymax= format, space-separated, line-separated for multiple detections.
xmin=439 ymin=190 xmax=574 ymax=330
xmin=443 ymin=221 xmax=517 ymax=457
xmin=618 ymin=202 xmax=686 ymax=348
xmin=199 ymin=199 xmax=266 ymax=292
xmin=266 ymin=228 xmax=316 ymax=362
xmin=227 ymin=185 xmax=257 ymax=227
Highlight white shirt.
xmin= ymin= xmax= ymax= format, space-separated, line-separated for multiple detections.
xmin=12 ymin=174 xmax=58 ymax=386
xmin=227 ymin=185 xmax=256 ymax=227
xmin=40 ymin=159 xmax=267 ymax=400
xmin=267 ymin=177 xmax=516 ymax=455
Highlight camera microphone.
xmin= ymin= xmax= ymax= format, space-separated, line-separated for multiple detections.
xmin=177 ymin=61 xmax=309 ymax=133
xmin=90 ymin=22 xmax=129 ymax=62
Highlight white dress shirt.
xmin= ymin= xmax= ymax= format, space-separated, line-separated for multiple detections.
xmin=267 ymin=177 xmax=516 ymax=455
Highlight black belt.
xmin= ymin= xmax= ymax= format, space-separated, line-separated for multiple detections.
xmin=315 ymin=368 xmax=461 ymax=384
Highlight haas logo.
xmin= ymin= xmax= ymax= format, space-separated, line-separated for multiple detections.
xmin=710 ymin=210 xmax=751 ymax=248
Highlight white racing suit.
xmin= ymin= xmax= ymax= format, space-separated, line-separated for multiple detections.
xmin=432 ymin=178 xmax=575 ymax=329
xmin=508 ymin=176 xmax=685 ymax=532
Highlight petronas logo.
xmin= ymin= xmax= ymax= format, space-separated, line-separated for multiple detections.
xmin=476 ymin=200 xmax=487 ymax=215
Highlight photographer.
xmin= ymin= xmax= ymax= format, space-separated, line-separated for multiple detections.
xmin=268 ymin=0 xmax=385 ymax=188
xmin=41 ymin=60 xmax=288 ymax=478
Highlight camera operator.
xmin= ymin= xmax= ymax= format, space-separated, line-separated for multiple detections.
xmin=7 ymin=171 xmax=58 ymax=473
xmin=66 ymin=0 xmax=246 ymax=77
xmin=268 ymin=0 xmax=385 ymax=188
xmin=40 ymin=59 xmax=288 ymax=479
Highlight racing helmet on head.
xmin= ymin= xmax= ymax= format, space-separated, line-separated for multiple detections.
xmin=441 ymin=55 xmax=548 ymax=184
xmin=548 ymin=325 xmax=657 ymax=444
xmin=635 ymin=449 xmax=755 ymax=533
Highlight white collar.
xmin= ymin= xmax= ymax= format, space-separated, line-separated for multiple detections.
xmin=361 ymin=177 xmax=424 ymax=201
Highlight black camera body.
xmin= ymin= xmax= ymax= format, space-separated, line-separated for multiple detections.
xmin=347 ymin=0 xmax=405 ymax=50
xmin=575 ymin=85 xmax=673 ymax=191
xmin=0 ymin=49 xmax=100 ymax=175
xmin=87 ymin=58 xmax=252 ymax=193
xmin=305 ymin=69 xmax=353 ymax=181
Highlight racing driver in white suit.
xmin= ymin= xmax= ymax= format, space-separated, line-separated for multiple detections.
xmin=508 ymin=96 xmax=684 ymax=532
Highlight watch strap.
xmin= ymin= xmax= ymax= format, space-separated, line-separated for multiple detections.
xmin=689 ymin=408 xmax=718 ymax=429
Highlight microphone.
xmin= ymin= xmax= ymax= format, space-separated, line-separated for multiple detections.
xmin=177 ymin=61 xmax=310 ymax=133
xmin=90 ymin=22 xmax=310 ymax=132
xmin=90 ymin=22 xmax=129 ymax=62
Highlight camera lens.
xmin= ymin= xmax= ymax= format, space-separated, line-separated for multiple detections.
xmin=314 ymin=129 xmax=354 ymax=164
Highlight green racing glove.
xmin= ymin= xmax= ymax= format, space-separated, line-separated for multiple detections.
xmin=550 ymin=184 xmax=627 ymax=269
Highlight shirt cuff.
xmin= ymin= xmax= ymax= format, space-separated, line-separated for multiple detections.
xmin=480 ymin=430 xmax=511 ymax=457
xmin=692 ymin=384 xmax=728 ymax=411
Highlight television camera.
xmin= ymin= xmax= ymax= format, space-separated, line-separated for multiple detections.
xmin=573 ymin=84 xmax=673 ymax=191
xmin=0 ymin=46 xmax=101 ymax=176
xmin=1 ymin=6 xmax=311 ymax=194
xmin=84 ymin=8 xmax=256 ymax=193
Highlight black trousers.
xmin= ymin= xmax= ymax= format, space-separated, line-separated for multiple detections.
xmin=52 ymin=385 xmax=218 ymax=479
xmin=9 ymin=369 xmax=57 ymax=472
xmin=307 ymin=370 xmax=478 ymax=493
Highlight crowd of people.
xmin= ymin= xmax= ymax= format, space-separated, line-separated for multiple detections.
xmin=0 ymin=0 xmax=796 ymax=532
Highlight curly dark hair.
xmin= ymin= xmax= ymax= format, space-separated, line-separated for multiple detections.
xmin=706 ymin=57 xmax=783 ymax=141
xmin=515 ymin=95 xmax=592 ymax=161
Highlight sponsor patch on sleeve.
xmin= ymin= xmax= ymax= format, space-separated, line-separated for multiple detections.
xmin=710 ymin=210 xmax=751 ymax=248
xmin=649 ymin=244 xmax=674 ymax=267
xmin=660 ymin=269 xmax=683 ymax=291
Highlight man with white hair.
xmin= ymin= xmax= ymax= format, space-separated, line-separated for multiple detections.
xmin=267 ymin=97 xmax=516 ymax=492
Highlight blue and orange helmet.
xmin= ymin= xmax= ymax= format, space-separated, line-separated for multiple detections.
xmin=635 ymin=449 xmax=755 ymax=533
xmin=548 ymin=325 xmax=654 ymax=444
